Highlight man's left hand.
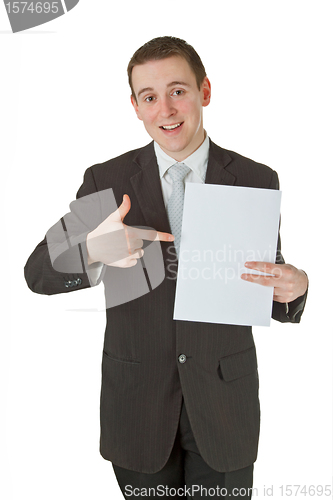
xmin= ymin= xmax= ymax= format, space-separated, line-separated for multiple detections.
xmin=241 ymin=262 xmax=308 ymax=303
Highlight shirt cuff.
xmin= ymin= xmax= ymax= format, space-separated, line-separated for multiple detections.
xmin=87 ymin=261 xmax=104 ymax=285
xmin=284 ymin=270 xmax=308 ymax=322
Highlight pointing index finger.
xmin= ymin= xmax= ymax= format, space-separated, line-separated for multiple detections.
xmin=127 ymin=226 xmax=174 ymax=242
xmin=154 ymin=231 xmax=175 ymax=242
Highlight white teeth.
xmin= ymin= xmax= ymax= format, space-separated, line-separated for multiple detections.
xmin=162 ymin=123 xmax=181 ymax=130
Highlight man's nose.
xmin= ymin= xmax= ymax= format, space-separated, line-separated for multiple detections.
xmin=158 ymin=97 xmax=176 ymax=117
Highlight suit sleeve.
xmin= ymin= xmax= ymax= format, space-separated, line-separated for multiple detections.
xmin=270 ymin=170 xmax=308 ymax=323
xmin=24 ymin=166 xmax=107 ymax=295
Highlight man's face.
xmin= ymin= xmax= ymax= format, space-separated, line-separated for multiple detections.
xmin=131 ymin=56 xmax=211 ymax=161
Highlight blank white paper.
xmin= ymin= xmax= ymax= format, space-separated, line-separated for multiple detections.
xmin=173 ymin=184 xmax=282 ymax=327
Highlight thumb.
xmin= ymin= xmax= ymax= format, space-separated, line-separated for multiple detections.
xmin=116 ymin=194 xmax=131 ymax=221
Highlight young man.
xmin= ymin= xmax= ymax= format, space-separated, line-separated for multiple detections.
xmin=25 ymin=37 xmax=308 ymax=499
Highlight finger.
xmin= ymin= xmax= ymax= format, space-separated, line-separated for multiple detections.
xmin=273 ymin=288 xmax=286 ymax=299
xmin=241 ymin=273 xmax=276 ymax=287
xmin=129 ymin=238 xmax=143 ymax=249
xmin=273 ymin=295 xmax=287 ymax=303
xmin=273 ymin=289 xmax=294 ymax=302
xmin=154 ymin=231 xmax=175 ymax=242
xmin=244 ymin=261 xmax=281 ymax=277
xmin=118 ymin=194 xmax=131 ymax=221
xmin=127 ymin=238 xmax=143 ymax=255
xmin=109 ymin=194 xmax=131 ymax=223
xmin=131 ymin=249 xmax=144 ymax=259
xmin=123 ymin=225 xmax=132 ymax=255
xmin=126 ymin=226 xmax=174 ymax=242
xmin=106 ymin=254 xmax=140 ymax=268
xmin=123 ymin=249 xmax=144 ymax=265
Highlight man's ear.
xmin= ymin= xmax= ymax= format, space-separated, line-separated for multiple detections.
xmin=201 ymin=77 xmax=211 ymax=107
xmin=131 ymin=95 xmax=142 ymax=120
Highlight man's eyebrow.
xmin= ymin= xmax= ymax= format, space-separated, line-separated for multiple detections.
xmin=137 ymin=81 xmax=191 ymax=98
xmin=137 ymin=87 xmax=154 ymax=98
xmin=167 ymin=81 xmax=191 ymax=88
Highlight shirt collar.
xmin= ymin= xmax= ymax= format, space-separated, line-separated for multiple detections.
xmin=154 ymin=132 xmax=209 ymax=182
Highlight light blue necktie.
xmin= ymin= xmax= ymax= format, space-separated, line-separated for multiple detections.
xmin=166 ymin=163 xmax=191 ymax=257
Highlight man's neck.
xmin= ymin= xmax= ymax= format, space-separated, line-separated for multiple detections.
xmin=158 ymin=130 xmax=207 ymax=162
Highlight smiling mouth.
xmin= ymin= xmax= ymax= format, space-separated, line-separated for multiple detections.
xmin=160 ymin=122 xmax=183 ymax=130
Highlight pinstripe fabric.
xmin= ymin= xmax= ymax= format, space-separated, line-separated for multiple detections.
xmin=24 ymin=139 xmax=307 ymax=474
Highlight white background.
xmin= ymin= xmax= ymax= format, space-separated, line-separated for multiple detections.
xmin=1 ymin=1 xmax=332 ymax=498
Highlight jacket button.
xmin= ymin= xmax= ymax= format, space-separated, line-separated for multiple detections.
xmin=77 ymin=278 xmax=82 ymax=285
xmin=178 ymin=354 xmax=187 ymax=364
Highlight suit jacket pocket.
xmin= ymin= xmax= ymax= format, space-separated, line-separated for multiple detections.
xmin=102 ymin=350 xmax=141 ymax=365
xmin=219 ymin=346 xmax=257 ymax=382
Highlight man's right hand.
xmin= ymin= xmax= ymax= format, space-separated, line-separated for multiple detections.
xmin=86 ymin=194 xmax=174 ymax=268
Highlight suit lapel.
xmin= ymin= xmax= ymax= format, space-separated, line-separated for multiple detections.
xmin=130 ymin=142 xmax=172 ymax=234
xmin=205 ymin=139 xmax=236 ymax=186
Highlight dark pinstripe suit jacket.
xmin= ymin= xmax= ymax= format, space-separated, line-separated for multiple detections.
xmin=24 ymin=139 xmax=307 ymax=474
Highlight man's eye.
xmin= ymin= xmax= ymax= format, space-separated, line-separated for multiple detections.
xmin=172 ymin=90 xmax=184 ymax=96
xmin=144 ymin=96 xmax=155 ymax=102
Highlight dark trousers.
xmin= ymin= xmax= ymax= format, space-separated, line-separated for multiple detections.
xmin=112 ymin=399 xmax=253 ymax=499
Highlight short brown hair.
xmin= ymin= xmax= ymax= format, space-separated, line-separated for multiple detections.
xmin=128 ymin=36 xmax=207 ymax=102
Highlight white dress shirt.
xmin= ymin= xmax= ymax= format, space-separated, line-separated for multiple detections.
xmin=154 ymin=132 xmax=210 ymax=207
